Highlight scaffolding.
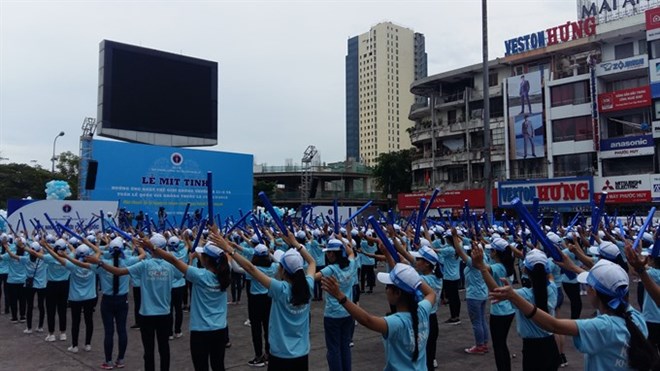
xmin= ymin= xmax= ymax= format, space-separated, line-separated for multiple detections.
xmin=300 ymin=145 xmax=317 ymax=206
xmin=78 ymin=117 xmax=97 ymax=200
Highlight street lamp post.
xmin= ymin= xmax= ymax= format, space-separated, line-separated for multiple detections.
xmin=51 ymin=131 xmax=65 ymax=172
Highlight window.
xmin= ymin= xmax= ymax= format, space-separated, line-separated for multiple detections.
xmin=650 ymin=39 xmax=660 ymax=59
xmin=606 ymin=76 xmax=648 ymax=92
xmin=605 ymin=113 xmax=650 ymax=138
xmin=550 ymin=81 xmax=590 ymax=107
xmin=448 ymin=167 xmax=466 ymax=183
xmin=603 ymin=156 xmax=653 ymax=176
xmin=639 ymin=40 xmax=648 ymax=56
xmin=554 ymin=153 xmax=595 ymax=177
xmin=552 ymin=116 xmax=593 ymax=142
xmin=614 ymin=42 xmax=634 ymax=59
xmin=488 ymin=73 xmax=498 ymax=87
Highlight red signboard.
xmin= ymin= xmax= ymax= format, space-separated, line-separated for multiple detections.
xmin=647 ymin=7 xmax=660 ymax=31
xmin=595 ymin=191 xmax=651 ymax=204
xmin=397 ymin=189 xmax=498 ymax=210
xmin=598 ymin=86 xmax=651 ymax=113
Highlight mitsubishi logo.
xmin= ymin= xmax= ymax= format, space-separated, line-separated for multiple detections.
xmin=602 ymin=180 xmax=614 ymax=191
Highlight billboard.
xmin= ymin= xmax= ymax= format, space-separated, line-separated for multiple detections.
xmin=397 ymin=189 xmax=498 ymax=210
xmin=507 ymin=70 xmax=544 ymax=160
xmin=498 ymin=177 xmax=593 ymax=207
xmin=6 ymin=200 xmax=118 ymax=235
xmin=97 ymin=40 xmax=218 ymax=147
xmin=90 ymin=140 xmax=252 ymax=221
xmin=648 ymin=6 xmax=660 ymax=41
xmin=596 ymin=55 xmax=647 ymax=77
xmin=599 ymin=134 xmax=655 ymax=158
xmin=594 ymin=174 xmax=651 ymax=204
xmin=598 ymin=86 xmax=651 ymax=113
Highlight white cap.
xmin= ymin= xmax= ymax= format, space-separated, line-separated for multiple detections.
xmin=295 ymin=230 xmax=307 ymax=240
xmin=195 ymin=242 xmax=224 ymax=260
xmin=410 ymin=246 xmax=439 ymax=266
xmin=588 ymin=241 xmax=620 ymax=260
xmin=524 ymin=249 xmax=549 ymax=272
xmin=276 ymin=249 xmax=304 ymax=274
xmin=109 ymin=237 xmax=124 ymax=249
xmin=68 ymin=237 xmax=80 ymax=246
xmin=546 ymin=232 xmax=561 ymax=244
xmin=377 ymin=263 xmax=422 ymax=294
xmin=577 ymin=259 xmax=629 ymax=309
xmin=167 ymin=236 xmax=180 ymax=247
xmin=29 ymin=241 xmax=41 ymax=251
xmin=419 ymin=238 xmax=431 ymax=248
xmin=323 ymin=238 xmax=343 ymax=252
xmin=491 ymin=237 xmax=509 ymax=252
xmin=250 ymin=235 xmax=261 ymax=244
xmin=254 ymin=244 xmax=269 ymax=256
xmin=75 ymin=245 xmax=91 ymax=259
xmin=54 ymin=239 xmax=67 ymax=250
xmin=150 ymin=233 xmax=167 ymax=249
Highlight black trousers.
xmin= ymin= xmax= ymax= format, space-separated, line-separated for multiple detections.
xmin=248 ymin=293 xmax=272 ymax=357
xmin=230 ymin=272 xmax=243 ymax=303
xmin=360 ymin=265 xmax=375 ymax=291
xmin=444 ymin=279 xmax=461 ymax=318
xmin=133 ymin=286 xmax=142 ymax=327
xmin=426 ymin=313 xmax=438 ymax=371
xmin=25 ymin=286 xmax=46 ymax=330
xmin=6 ymin=282 xmax=26 ymax=321
xmin=314 ymin=266 xmax=324 ymax=300
xmin=522 ymin=336 xmax=560 ymax=371
xmin=268 ymin=354 xmax=308 ymax=371
xmin=562 ymin=282 xmax=582 ymax=319
xmin=0 ymin=273 xmax=8 ymax=313
xmin=648 ymin=321 xmax=660 ymax=353
xmin=46 ymin=280 xmax=68 ymax=333
xmin=190 ymin=327 xmax=228 ymax=371
xmin=140 ymin=314 xmax=170 ymax=371
xmin=169 ymin=286 xmax=185 ymax=335
xmin=70 ymin=298 xmax=96 ymax=347
xmin=490 ymin=313 xmax=515 ymax=371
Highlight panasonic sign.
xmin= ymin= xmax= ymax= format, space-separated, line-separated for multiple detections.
xmin=600 ymin=134 xmax=655 ymax=158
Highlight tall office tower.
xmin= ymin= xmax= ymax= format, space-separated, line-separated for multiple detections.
xmin=345 ymin=22 xmax=427 ymax=166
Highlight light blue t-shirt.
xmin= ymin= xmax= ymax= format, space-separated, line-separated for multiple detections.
xmin=549 ymin=260 xmax=563 ymax=287
xmin=321 ymin=258 xmax=357 ymax=318
xmin=248 ymin=262 xmax=279 ymax=295
xmin=464 ymin=257 xmax=488 ymax=301
xmin=20 ymin=256 xmax=47 ymax=289
xmin=185 ymin=266 xmax=228 ymax=331
xmin=127 ymin=258 xmax=175 ymax=316
xmin=268 ymin=275 xmax=314 ymax=358
xmin=382 ymin=299 xmax=432 ymax=371
xmin=561 ymin=249 xmax=579 ymax=284
xmin=574 ymin=308 xmax=648 ymax=371
xmin=95 ymin=256 xmax=140 ymax=296
xmin=170 ymin=249 xmax=188 ymax=289
xmin=307 ymin=240 xmax=325 ymax=267
xmin=3 ymin=252 xmax=27 ymax=284
xmin=643 ymin=268 xmax=660 ymax=324
xmin=65 ymin=260 xmax=97 ymax=301
xmin=359 ymin=240 xmax=377 ymax=266
xmin=0 ymin=254 xmax=8 ymax=275
xmin=439 ymin=247 xmax=460 ymax=281
xmin=490 ymin=263 xmax=515 ymax=316
xmin=515 ymin=283 xmax=557 ymax=338
xmin=42 ymin=254 xmax=70 ymax=282
xmin=420 ymin=274 xmax=442 ymax=314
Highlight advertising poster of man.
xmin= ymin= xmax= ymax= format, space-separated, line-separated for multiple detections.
xmin=506 ymin=70 xmax=545 ymax=160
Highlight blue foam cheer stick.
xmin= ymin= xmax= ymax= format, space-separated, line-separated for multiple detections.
xmin=632 ymin=207 xmax=656 ymax=252
xmin=342 ymin=201 xmax=373 ymax=227
xmin=333 ymin=199 xmax=339 ymax=234
xmin=258 ymin=191 xmax=290 ymax=236
xmin=43 ymin=213 xmax=61 ymax=237
xmin=367 ymin=216 xmax=400 ymax=263
xmin=191 ymin=218 xmax=207 ymax=250
xmin=56 ymin=222 xmax=84 ymax=241
xmin=180 ymin=203 xmax=190 ymax=230
xmin=107 ymin=224 xmax=132 ymax=241
xmin=413 ymin=198 xmax=427 ymax=245
xmin=225 ymin=211 xmax=253 ymax=236
xmin=511 ymin=198 xmax=562 ymax=262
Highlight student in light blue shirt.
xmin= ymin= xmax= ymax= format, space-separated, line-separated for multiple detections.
xmin=358 ymin=232 xmax=377 ymax=293
xmin=41 ymin=238 xmax=71 ymax=341
xmin=642 ymin=256 xmax=660 ymax=352
xmin=0 ymin=233 xmax=9 ymax=315
xmin=91 ymin=233 xmax=175 ymax=371
xmin=2 ymin=238 xmax=27 ymax=323
xmin=215 ymin=231 xmax=316 ymax=371
xmin=322 ymin=255 xmax=436 ymax=371
xmin=316 ymin=235 xmax=357 ymax=371
xmin=149 ymin=239 xmax=231 ymax=371
xmin=166 ymin=236 xmax=187 ymax=340
xmin=42 ymin=240 xmax=99 ymax=354
xmin=4 ymin=240 xmax=47 ymax=333
xmin=438 ymin=230 xmax=461 ymax=324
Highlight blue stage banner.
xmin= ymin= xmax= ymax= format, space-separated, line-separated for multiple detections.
xmin=90 ymin=140 xmax=253 ymax=221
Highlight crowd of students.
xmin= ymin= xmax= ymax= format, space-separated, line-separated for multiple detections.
xmin=1 ymin=209 xmax=660 ymax=371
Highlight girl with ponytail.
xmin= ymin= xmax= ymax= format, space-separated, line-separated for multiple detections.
xmin=491 ymin=246 xmax=660 ymax=371
xmin=211 ymin=229 xmax=315 ymax=371
xmin=322 ymin=232 xmax=436 ymax=371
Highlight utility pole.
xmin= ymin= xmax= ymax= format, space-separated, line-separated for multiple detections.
xmin=482 ymin=0 xmax=494 ymax=220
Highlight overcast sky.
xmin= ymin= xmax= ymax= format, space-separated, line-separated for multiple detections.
xmin=0 ymin=0 xmax=578 ymax=168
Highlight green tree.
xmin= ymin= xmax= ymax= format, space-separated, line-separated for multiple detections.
xmin=253 ymin=180 xmax=276 ymax=206
xmin=0 ymin=163 xmax=60 ymax=209
xmin=55 ymin=151 xmax=80 ymax=199
xmin=372 ymin=149 xmax=414 ymax=197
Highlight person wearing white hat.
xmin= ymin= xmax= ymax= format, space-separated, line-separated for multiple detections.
xmin=0 ymin=233 xmax=9 ymax=315
xmin=40 ymin=237 xmax=71 ymax=342
xmin=1 ymin=237 xmax=28 ymax=324
xmin=147 ymin=239 xmax=232 ymax=371
xmin=165 ymin=236 xmax=187 ymax=341
xmin=321 ymin=254 xmax=436 ymax=371
xmin=475 ymin=247 xmax=560 ymax=370
xmin=213 ymin=230 xmax=316 ymax=371
xmin=493 ymin=257 xmax=658 ymax=371
xmin=41 ymin=238 xmax=100 ymax=354
xmin=358 ymin=230 xmax=378 ymax=295
xmin=90 ymin=234 xmax=176 ymax=371
xmin=314 ymin=231 xmax=357 ymax=371
xmin=436 ymin=229 xmax=462 ymax=325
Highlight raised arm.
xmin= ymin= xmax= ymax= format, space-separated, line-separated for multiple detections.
xmin=450 ymin=228 xmax=469 ymax=263
xmin=626 ymin=244 xmax=660 ymax=307
xmin=470 ymin=243 xmax=500 ymax=292
xmin=321 ymin=276 xmax=388 ymax=334
xmin=40 ymin=241 xmax=66 ymax=266
xmin=210 ymin=232 xmax=273 ymax=289
xmin=283 ymin=232 xmax=316 ymax=276
xmin=84 ymin=254 xmax=129 ymax=276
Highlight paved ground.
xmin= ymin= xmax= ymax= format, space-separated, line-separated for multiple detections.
xmin=0 ymin=266 xmax=618 ymax=371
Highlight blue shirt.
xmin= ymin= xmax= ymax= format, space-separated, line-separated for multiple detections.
xmin=0 ymin=253 xmax=8 ymax=274
xmin=65 ymin=260 xmax=97 ymax=301
xmin=127 ymin=258 xmax=175 ymax=316
xmin=490 ymin=263 xmax=515 ymax=316
xmin=185 ymin=266 xmax=228 ymax=331
xmin=359 ymin=240 xmax=377 ymax=266
xmin=171 ymin=249 xmax=187 ymax=288
xmin=439 ymin=247 xmax=460 ymax=281
xmin=3 ymin=252 xmax=27 ymax=284
xmin=95 ymin=256 xmax=140 ymax=296
xmin=643 ymin=268 xmax=660 ymax=324
xmin=561 ymin=249 xmax=579 ymax=283
xmin=42 ymin=254 xmax=70 ymax=282
xmin=321 ymin=258 xmax=357 ymax=318
xmin=268 ymin=275 xmax=314 ymax=358
xmin=307 ymin=240 xmax=325 ymax=267
xmin=464 ymin=257 xmax=488 ymax=301
xmin=248 ymin=263 xmax=279 ymax=295
xmin=420 ymin=274 xmax=442 ymax=314
xmin=382 ymin=299 xmax=432 ymax=371
xmin=515 ymin=283 xmax=557 ymax=338
xmin=574 ymin=308 xmax=648 ymax=371
xmin=20 ymin=256 xmax=47 ymax=289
